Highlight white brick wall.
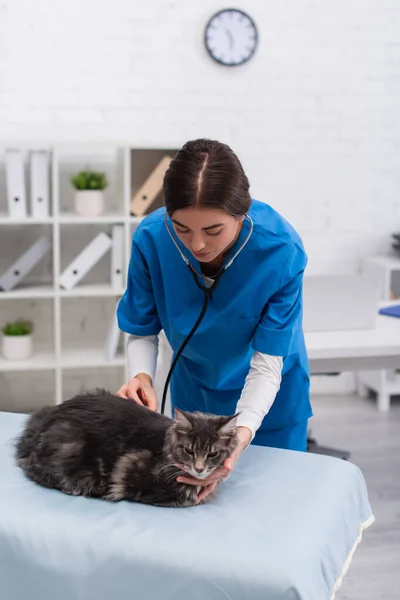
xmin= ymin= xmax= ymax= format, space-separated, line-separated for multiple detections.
xmin=1 ymin=0 xmax=399 ymax=270
xmin=1 ymin=0 xmax=399 ymax=403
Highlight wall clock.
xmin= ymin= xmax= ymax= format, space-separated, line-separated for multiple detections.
xmin=204 ymin=9 xmax=258 ymax=67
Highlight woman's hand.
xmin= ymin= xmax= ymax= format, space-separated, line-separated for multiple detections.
xmin=176 ymin=426 xmax=252 ymax=504
xmin=116 ymin=374 xmax=158 ymax=412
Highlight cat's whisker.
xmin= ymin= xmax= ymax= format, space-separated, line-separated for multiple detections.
xmin=163 ymin=473 xmax=179 ymax=485
xmin=154 ymin=463 xmax=182 ymax=485
xmin=158 ymin=463 xmax=177 ymax=474
xmin=159 ymin=465 xmax=186 ymax=485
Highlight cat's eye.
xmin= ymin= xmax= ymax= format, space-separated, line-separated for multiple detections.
xmin=207 ymin=451 xmax=219 ymax=458
xmin=184 ymin=447 xmax=194 ymax=456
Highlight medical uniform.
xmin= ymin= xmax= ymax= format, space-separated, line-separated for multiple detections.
xmin=117 ymin=200 xmax=312 ymax=451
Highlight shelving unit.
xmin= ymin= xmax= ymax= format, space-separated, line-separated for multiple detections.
xmin=0 ymin=144 xmax=178 ymax=410
xmin=358 ymin=256 xmax=400 ymax=411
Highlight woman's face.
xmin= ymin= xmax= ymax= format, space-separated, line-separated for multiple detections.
xmin=171 ymin=207 xmax=243 ymax=263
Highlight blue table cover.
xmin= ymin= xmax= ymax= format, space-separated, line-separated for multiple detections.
xmin=0 ymin=412 xmax=374 ymax=600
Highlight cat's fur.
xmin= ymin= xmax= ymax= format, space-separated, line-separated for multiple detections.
xmin=14 ymin=388 xmax=239 ymax=508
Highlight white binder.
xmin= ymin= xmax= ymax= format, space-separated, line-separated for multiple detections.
xmin=59 ymin=232 xmax=112 ymax=291
xmin=30 ymin=150 xmax=50 ymax=218
xmin=110 ymin=224 xmax=124 ymax=289
xmin=104 ymin=300 xmax=122 ymax=360
xmin=0 ymin=236 xmax=51 ymax=291
xmin=5 ymin=149 xmax=27 ymax=219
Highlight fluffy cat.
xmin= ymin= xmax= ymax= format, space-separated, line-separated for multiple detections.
xmin=15 ymin=388 xmax=239 ymax=508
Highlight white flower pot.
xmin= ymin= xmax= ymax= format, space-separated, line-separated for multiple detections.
xmin=74 ymin=190 xmax=105 ymax=217
xmin=1 ymin=334 xmax=33 ymax=361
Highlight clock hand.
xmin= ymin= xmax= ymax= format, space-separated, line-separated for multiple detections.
xmin=225 ymin=29 xmax=234 ymax=50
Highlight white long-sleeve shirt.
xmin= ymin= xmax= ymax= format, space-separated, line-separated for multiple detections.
xmin=126 ymin=334 xmax=282 ymax=440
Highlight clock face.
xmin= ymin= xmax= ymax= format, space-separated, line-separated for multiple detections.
xmin=204 ymin=9 xmax=258 ymax=67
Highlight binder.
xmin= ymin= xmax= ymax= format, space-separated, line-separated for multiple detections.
xmin=110 ymin=224 xmax=124 ymax=289
xmin=130 ymin=155 xmax=172 ymax=216
xmin=59 ymin=232 xmax=112 ymax=291
xmin=30 ymin=150 xmax=50 ymax=218
xmin=5 ymin=149 xmax=27 ymax=218
xmin=0 ymin=236 xmax=51 ymax=291
xmin=104 ymin=300 xmax=122 ymax=360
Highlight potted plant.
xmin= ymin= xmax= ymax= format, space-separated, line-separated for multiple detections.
xmin=1 ymin=319 xmax=33 ymax=361
xmin=70 ymin=170 xmax=108 ymax=217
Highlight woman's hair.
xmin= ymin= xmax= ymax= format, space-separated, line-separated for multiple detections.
xmin=163 ymin=138 xmax=251 ymax=217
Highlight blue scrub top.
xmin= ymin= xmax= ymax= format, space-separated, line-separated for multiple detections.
xmin=117 ymin=199 xmax=312 ymax=432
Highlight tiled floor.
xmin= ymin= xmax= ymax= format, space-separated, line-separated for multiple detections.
xmin=310 ymin=392 xmax=400 ymax=600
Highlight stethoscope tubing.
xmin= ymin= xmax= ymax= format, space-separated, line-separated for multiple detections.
xmin=160 ymin=211 xmax=253 ymax=414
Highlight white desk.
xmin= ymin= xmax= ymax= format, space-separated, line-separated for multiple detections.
xmin=305 ymin=313 xmax=400 ymax=411
xmin=306 ymin=314 xmax=400 ymax=374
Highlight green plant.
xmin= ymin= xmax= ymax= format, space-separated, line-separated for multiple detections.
xmin=70 ymin=170 xmax=108 ymax=191
xmin=1 ymin=319 xmax=33 ymax=336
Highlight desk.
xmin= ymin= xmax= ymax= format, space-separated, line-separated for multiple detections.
xmin=305 ymin=314 xmax=400 ymax=375
xmin=303 ymin=311 xmax=400 ymax=457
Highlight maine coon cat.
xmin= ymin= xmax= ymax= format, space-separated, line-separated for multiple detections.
xmin=15 ymin=388 xmax=239 ymax=508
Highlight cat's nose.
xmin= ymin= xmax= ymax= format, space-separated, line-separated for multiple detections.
xmin=195 ymin=467 xmax=204 ymax=474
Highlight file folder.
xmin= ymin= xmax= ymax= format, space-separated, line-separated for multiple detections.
xmin=5 ymin=149 xmax=27 ymax=219
xmin=110 ymin=224 xmax=124 ymax=289
xmin=59 ymin=232 xmax=112 ymax=291
xmin=104 ymin=300 xmax=122 ymax=360
xmin=30 ymin=150 xmax=50 ymax=218
xmin=130 ymin=155 xmax=172 ymax=216
xmin=0 ymin=236 xmax=51 ymax=291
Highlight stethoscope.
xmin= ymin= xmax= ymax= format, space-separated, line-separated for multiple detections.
xmin=160 ymin=212 xmax=254 ymax=414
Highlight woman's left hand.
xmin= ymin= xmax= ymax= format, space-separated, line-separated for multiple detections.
xmin=176 ymin=426 xmax=252 ymax=504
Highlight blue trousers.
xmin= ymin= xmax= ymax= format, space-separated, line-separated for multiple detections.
xmin=252 ymin=420 xmax=308 ymax=452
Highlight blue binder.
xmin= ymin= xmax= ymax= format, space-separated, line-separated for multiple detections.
xmin=379 ymin=304 xmax=400 ymax=318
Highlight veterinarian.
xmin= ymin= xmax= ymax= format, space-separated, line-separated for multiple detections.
xmin=116 ymin=138 xmax=312 ymax=502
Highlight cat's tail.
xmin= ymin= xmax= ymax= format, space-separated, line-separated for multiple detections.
xmin=14 ymin=405 xmax=55 ymax=463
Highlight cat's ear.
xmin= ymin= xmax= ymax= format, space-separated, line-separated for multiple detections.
xmin=218 ymin=413 xmax=240 ymax=435
xmin=174 ymin=408 xmax=192 ymax=428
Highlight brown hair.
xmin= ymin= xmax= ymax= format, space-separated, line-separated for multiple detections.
xmin=163 ymin=139 xmax=251 ymax=217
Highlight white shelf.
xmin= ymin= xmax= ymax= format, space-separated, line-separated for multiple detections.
xmin=0 ymin=350 xmax=56 ymax=372
xmin=0 ymin=213 xmax=54 ymax=225
xmin=0 ymin=348 xmax=126 ymax=372
xmin=58 ymin=211 xmax=126 ymax=224
xmin=59 ymin=284 xmax=124 ymax=298
xmin=0 ymin=285 xmax=55 ymax=299
xmin=0 ymin=285 xmax=124 ymax=299
xmin=0 ymin=212 xmax=144 ymax=226
xmin=61 ymin=348 xmax=126 ymax=369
